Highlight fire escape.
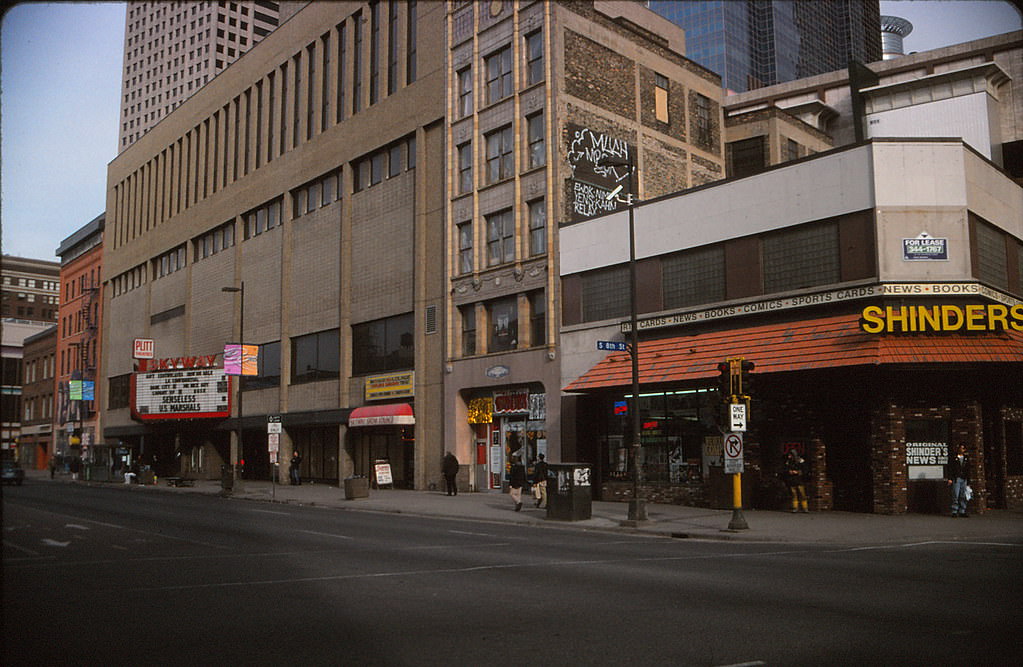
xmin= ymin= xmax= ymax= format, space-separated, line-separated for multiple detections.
xmin=71 ymin=277 xmax=100 ymax=447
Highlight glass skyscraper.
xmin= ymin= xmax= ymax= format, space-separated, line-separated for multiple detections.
xmin=649 ymin=0 xmax=882 ymax=93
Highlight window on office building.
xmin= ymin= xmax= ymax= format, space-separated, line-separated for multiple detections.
xmin=526 ymin=112 xmax=545 ymax=169
xmin=458 ymin=142 xmax=473 ymax=193
xmin=486 ymin=209 xmax=515 ymax=267
xmin=244 ymin=197 xmax=283 ymax=237
xmin=485 ymin=46 xmax=512 ymax=104
xmin=243 ymin=340 xmax=281 ymax=390
xmin=352 ymin=313 xmax=414 ymax=375
xmin=525 ymin=30 xmax=543 ymax=86
xmin=458 ymin=221 xmax=473 ymax=274
xmin=487 ymin=296 xmax=517 ymax=353
xmin=693 ymin=92 xmax=713 ymax=148
xmin=762 ymin=221 xmax=840 ymax=293
xmin=291 ymin=329 xmax=340 ymax=383
xmin=654 ymin=72 xmax=669 ymax=123
xmin=662 ymin=245 xmax=725 ymax=309
xmin=461 ymin=305 xmax=476 ymax=357
xmin=458 ymin=67 xmax=472 ymax=118
xmin=529 ymin=290 xmax=546 ymax=346
xmin=528 ymin=199 xmax=546 ymax=256
xmin=581 ymin=266 xmax=629 ymax=322
xmin=485 ymin=125 xmax=513 ymax=183
xmin=975 ymin=221 xmax=1008 ymax=289
xmin=726 ymin=136 xmax=767 ymax=179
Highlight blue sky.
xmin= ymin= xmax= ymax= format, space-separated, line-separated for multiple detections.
xmin=1 ymin=1 xmax=1021 ymax=261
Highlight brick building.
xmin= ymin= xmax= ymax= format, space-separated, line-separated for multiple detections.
xmin=18 ymin=326 xmax=57 ymax=470
xmin=55 ymin=214 xmax=105 ymax=466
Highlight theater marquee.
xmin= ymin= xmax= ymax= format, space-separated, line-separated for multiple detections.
xmin=132 ymin=367 xmax=231 ymax=420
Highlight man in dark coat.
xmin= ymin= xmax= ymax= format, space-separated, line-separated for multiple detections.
xmin=509 ymin=457 xmax=527 ymax=512
xmin=946 ymin=444 xmax=971 ymax=517
xmin=442 ymin=451 xmax=459 ymax=496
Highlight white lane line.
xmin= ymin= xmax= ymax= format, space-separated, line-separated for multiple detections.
xmin=249 ymin=509 xmax=290 ymax=516
xmin=298 ymin=530 xmax=353 ymax=540
xmin=3 ymin=539 xmax=41 ymax=556
xmin=403 ymin=542 xmax=510 ymax=551
xmin=448 ymin=530 xmax=496 ymax=537
xmin=65 ymin=524 xmax=90 ymax=530
xmin=716 ymin=661 xmax=766 ymax=667
xmin=42 ymin=539 xmax=71 ymax=548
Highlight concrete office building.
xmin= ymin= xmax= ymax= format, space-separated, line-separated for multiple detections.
xmin=119 ymin=0 xmax=281 ymax=150
xmin=1 ymin=256 xmax=60 ymax=323
xmin=103 ymin=1 xmax=446 ymax=488
xmin=443 ymin=1 xmax=725 ymax=492
xmin=560 ymin=32 xmax=1023 ymax=514
xmin=647 ymin=0 xmax=882 ymax=93
xmin=55 ymin=214 xmax=105 ymax=465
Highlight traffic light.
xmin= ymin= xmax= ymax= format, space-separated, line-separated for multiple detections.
xmin=716 ymin=361 xmax=733 ymax=402
xmin=738 ymin=359 xmax=755 ymax=397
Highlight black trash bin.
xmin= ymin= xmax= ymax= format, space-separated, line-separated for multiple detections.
xmin=546 ymin=463 xmax=592 ymax=521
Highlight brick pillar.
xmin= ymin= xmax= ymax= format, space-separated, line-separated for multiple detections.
xmin=871 ymin=401 xmax=908 ymax=514
xmin=807 ymin=438 xmax=833 ymax=511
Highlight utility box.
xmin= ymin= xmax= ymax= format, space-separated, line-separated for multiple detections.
xmin=344 ymin=476 xmax=369 ymax=499
xmin=546 ymin=463 xmax=592 ymax=521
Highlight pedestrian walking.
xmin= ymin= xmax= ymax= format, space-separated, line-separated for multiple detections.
xmin=442 ymin=451 xmax=459 ymax=496
xmin=290 ymin=450 xmax=303 ymax=486
xmin=509 ymin=456 xmax=526 ymax=512
xmin=69 ymin=456 xmax=81 ymax=481
xmin=49 ymin=457 xmax=56 ymax=479
xmin=783 ymin=449 xmax=809 ymax=513
xmin=946 ymin=444 xmax=971 ymax=517
xmin=532 ymin=453 xmax=549 ymax=508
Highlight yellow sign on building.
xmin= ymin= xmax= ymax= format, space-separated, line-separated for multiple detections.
xmin=364 ymin=371 xmax=415 ymax=401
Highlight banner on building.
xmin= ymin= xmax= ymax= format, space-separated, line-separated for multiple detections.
xmin=224 ymin=344 xmax=258 ymax=376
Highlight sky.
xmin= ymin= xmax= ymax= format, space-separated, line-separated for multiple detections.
xmin=1 ymin=1 xmax=1021 ymax=262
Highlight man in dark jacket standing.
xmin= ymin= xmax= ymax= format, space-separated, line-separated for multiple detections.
xmin=290 ymin=450 xmax=303 ymax=486
xmin=442 ymin=451 xmax=459 ymax=496
xmin=946 ymin=444 xmax=971 ymax=517
xmin=509 ymin=457 xmax=526 ymax=511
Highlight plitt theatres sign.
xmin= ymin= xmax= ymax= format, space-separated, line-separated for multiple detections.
xmin=566 ymin=124 xmax=633 ymax=221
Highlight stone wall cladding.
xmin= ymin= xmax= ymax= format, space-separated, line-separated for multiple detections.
xmin=559 ymin=1 xmax=720 ymax=85
xmin=644 ymin=142 xmax=688 ymax=199
xmin=289 ymin=203 xmax=341 ymax=336
xmin=690 ymin=153 xmax=724 ymax=187
xmin=1001 ymin=407 xmax=1023 ymax=509
xmin=564 ymin=30 xmax=635 ymax=121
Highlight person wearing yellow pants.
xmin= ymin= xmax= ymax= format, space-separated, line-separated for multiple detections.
xmin=783 ymin=449 xmax=809 ymax=513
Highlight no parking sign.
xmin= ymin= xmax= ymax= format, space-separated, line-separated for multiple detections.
xmin=724 ymin=432 xmax=744 ymax=474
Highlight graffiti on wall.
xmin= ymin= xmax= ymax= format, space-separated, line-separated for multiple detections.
xmin=566 ymin=124 xmax=634 ymax=221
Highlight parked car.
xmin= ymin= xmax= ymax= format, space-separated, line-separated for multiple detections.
xmin=2 ymin=460 xmax=25 ymax=486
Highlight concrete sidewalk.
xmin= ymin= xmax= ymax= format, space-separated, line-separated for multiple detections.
xmin=26 ymin=469 xmax=1023 ymax=546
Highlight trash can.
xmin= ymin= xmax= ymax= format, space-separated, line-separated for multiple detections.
xmin=546 ymin=463 xmax=592 ymax=521
xmin=344 ymin=476 xmax=369 ymax=499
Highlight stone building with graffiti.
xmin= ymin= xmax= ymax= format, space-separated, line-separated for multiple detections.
xmin=443 ymin=1 xmax=725 ymax=491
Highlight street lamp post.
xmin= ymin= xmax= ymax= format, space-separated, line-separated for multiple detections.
xmin=222 ymin=282 xmax=245 ymax=492
xmin=605 ymin=154 xmax=647 ymax=523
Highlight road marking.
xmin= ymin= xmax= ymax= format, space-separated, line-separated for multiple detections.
xmin=448 ymin=530 xmax=496 ymax=537
xmin=3 ymin=539 xmax=41 ymax=556
xmin=42 ymin=539 xmax=70 ymax=548
xmin=403 ymin=542 xmax=510 ymax=551
xmin=65 ymin=524 xmax=90 ymax=530
xmin=716 ymin=662 xmax=766 ymax=667
xmin=298 ymin=530 xmax=353 ymax=540
xmin=249 ymin=509 xmax=290 ymax=516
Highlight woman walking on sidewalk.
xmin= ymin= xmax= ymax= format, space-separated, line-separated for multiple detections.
xmin=783 ymin=449 xmax=809 ymax=513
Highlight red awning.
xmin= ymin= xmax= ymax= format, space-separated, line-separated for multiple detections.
xmin=348 ymin=403 xmax=415 ymax=427
xmin=564 ymin=313 xmax=1023 ymax=392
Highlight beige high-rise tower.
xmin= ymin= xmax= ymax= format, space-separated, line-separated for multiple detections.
xmin=118 ymin=0 xmax=280 ymax=151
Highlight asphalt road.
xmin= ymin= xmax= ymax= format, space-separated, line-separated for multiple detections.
xmin=3 ymin=483 xmax=1020 ymax=666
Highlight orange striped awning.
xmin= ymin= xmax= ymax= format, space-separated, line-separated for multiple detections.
xmin=563 ymin=313 xmax=1023 ymax=392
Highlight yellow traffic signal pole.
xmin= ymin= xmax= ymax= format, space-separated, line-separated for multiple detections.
xmin=725 ymin=357 xmax=750 ymax=530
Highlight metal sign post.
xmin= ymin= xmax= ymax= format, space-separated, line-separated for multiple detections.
xmin=724 ymin=430 xmax=749 ymax=530
xmin=268 ymin=415 xmax=281 ymax=500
